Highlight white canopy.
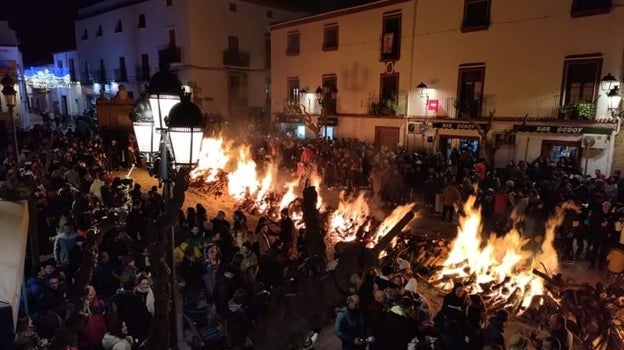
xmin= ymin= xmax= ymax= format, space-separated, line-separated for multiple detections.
xmin=0 ymin=200 xmax=29 ymax=330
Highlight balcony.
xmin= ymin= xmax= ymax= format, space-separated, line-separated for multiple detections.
xmin=80 ymin=71 xmax=93 ymax=84
xmin=158 ymin=46 xmax=182 ymax=64
xmin=135 ymin=66 xmax=151 ymax=81
xmin=223 ymin=50 xmax=250 ymax=68
xmin=368 ymin=95 xmax=407 ymax=116
xmin=113 ymin=69 xmax=128 ymax=82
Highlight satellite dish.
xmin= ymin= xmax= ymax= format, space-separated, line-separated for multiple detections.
xmin=408 ymin=123 xmax=416 ymax=132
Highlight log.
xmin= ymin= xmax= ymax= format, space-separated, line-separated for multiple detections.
xmin=372 ymin=209 xmax=416 ymax=256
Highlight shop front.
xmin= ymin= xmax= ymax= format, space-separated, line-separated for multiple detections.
xmin=432 ymin=121 xmax=489 ymax=160
xmin=512 ymin=123 xmax=616 ymax=175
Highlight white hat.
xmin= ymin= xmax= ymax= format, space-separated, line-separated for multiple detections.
xmin=396 ymin=258 xmax=410 ymax=270
xmin=404 ymin=278 xmax=418 ymax=294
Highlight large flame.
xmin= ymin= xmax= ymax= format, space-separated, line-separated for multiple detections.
xmin=190 ymin=137 xmax=230 ymax=182
xmin=310 ymin=171 xmax=324 ymax=210
xmin=368 ymin=203 xmax=415 ymax=248
xmin=227 ymin=147 xmax=258 ymax=201
xmin=279 ymin=180 xmax=299 ymax=211
xmin=431 ymin=196 xmax=565 ymax=310
xmin=329 ymin=192 xmax=370 ymax=242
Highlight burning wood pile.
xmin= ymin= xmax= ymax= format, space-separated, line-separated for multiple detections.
xmin=382 ymin=197 xmax=624 ymax=349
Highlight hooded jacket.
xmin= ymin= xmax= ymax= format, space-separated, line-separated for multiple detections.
xmin=101 ymin=333 xmax=132 ymax=350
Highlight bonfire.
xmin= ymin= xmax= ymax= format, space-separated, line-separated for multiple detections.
xmin=428 ymin=196 xmax=564 ymax=312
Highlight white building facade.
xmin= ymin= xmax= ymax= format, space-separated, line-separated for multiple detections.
xmin=270 ymin=0 xmax=624 ymax=175
xmin=0 ymin=21 xmax=28 ymax=131
xmin=74 ymin=0 xmax=304 ymax=127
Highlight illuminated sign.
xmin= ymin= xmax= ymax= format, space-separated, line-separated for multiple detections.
xmin=427 ymin=99 xmax=439 ymax=111
xmin=24 ymin=67 xmax=70 ymax=90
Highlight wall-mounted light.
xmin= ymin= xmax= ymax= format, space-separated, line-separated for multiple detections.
xmin=601 ymin=73 xmax=618 ymax=95
xmin=416 ymin=82 xmax=428 ymax=98
xmin=607 ymin=85 xmax=622 ymax=115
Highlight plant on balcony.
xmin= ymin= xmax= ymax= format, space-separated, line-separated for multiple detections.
xmin=453 ymin=99 xmax=480 ymax=119
xmin=371 ymin=98 xmax=399 ymax=116
xmin=560 ymin=101 xmax=595 ymax=120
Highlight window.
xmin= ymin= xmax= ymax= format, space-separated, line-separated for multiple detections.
xmin=286 ymin=31 xmax=300 ymax=56
xmin=166 ymin=0 xmax=172 ymax=6
xmin=287 ymin=77 xmax=300 ymax=102
xmin=380 ymin=13 xmax=401 ymax=61
xmin=81 ymin=29 xmax=88 ymax=40
xmin=571 ymin=0 xmax=612 ymax=17
xmin=462 ymin=0 xmax=491 ymax=32
xmin=267 ymin=10 xmax=273 ymax=18
xmin=138 ymin=14 xmax=146 ymax=28
xmin=118 ymin=57 xmax=127 ymax=81
xmin=380 ymin=73 xmax=399 ymax=102
xmin=168 ymin=29 xmax=176 ymax=47
xmin=322 ymin=75 xmax=338 ymax=115
xmin=228 ymin=36 xmax=239 ymax=53
xmin=265 ymin=32 xmax=271 ymax=68
xmin=457 ymin=65 xmax=485 ymax=119
xmin=323 ymin=24 xmax=339 ymax=51
xmin=68 ymin=58 xmax=76 ymax=81
xmin=230 ymin=3 xmax=237 ymax=11
xmin=561 ymin=57 xmax=602 ymax=113
xmin=57 ymin=60 xmax=63 ymax=69
xmin=141 ymin=54 xmax=150 ymax=80
xmin=96 ymin=25 xmax=102 ymax=37
xmin=99 ymin=59 xmax=106 ymax=83
xmin=115 ymin=20 xmax=123 ymax=33
xmin=84 ymin=61 xmax=90 ymax=80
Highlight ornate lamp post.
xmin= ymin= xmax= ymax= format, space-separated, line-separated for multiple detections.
xmin=315 ymin=84 xmax=338 ymax=138
xmin=130 ymin=66 xmax=204 ymax=349
xmin=2 ymin=74 xmax=18 ymax=163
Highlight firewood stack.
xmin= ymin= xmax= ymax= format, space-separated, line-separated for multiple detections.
xmin=527 ymin=269 xmax=624 ymax=350
xmin=188 ymin=169 xmax=227 ymax=198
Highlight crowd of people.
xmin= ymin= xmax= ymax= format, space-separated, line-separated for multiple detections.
xmin=0 ymin=118 xmax=621 ymax=350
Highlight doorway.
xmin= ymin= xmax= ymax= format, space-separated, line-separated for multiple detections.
xmin=61 ymin=95 xmax=68 ymax=116
xmin=438 ymin=135 xmax=480 ymax=160
xmin=375 ymin=126 xmax=400 ymax=149
xmin=541 ymin=140 xmax=581 ymax=163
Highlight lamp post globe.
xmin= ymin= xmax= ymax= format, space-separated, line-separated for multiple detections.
xmin=601 ymin=73 xmax=618 ymax=95
xmin=167 ymin=93 xmax=205 ymax=168
xmin=130 ymin=93 xmax=160 ymax=155
xmin=147 ymin=66 xmax=183 ymax=131
xmin=1 ymin=74 xmax=16 ymax=107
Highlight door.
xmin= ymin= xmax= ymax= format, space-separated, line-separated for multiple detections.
xmin=375 ymin=126 xmax=400 ymax=149
xmin=61 ymin=95 xmax=68 ymax=115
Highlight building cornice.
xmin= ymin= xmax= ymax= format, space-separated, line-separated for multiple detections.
xmin=77 ymin=0 xmax=148 ymax=20
xmin=268 ymin=0 xmax=411 ymax=31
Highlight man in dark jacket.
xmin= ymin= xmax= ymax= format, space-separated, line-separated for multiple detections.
xmin=335 ymin=295 xmax=373 ymax=350
xmin=214 ymin=264 xmax=239 ymax=318
xmin=378 ymin=297 xmax=416 ymax=350
xmin=54 ymin=222 xmax=81 ymax=297
xmin=227 ymin=288 xmax=251 ymax=350
xmin=589 ymin=201 xmax=616 ymax=269
xmin=483 ymin=309 xmax=508 ymax=349
xmin=110 ymin=280 xmax=151 ymax=343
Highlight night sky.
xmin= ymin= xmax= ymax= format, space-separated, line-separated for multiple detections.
xmin=4 ymin=0 xmax=373 ymax=67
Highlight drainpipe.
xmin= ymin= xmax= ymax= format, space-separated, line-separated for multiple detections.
xmin=406 ymin=0 xmax=418 ymax=152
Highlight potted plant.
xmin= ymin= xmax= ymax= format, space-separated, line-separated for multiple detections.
xmin=453 ymin=99 xmax=479 ymax=119
xmin=560 ymin=101 xmax=595 ymax=120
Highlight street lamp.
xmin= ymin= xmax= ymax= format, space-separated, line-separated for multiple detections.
xmin=601 ymin=73 xmax=618 ymax=94
xmin=315 ymin=84 xmax=338 ymax=138
xmin=1 ymin=74 xmax=18 ymax=163
xmin=129 ymin=66 xmax=204 ymax=349
xmin=416 ymin=81 xmax=428 ymax=98
xmin=607 ymin=86 xmax=622 ymax=116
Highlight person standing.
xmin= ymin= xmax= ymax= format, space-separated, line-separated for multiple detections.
xmin=335 ymin=295 xmax=374 ymax=350
xmin=441 ymin=180 xmax=461 ymax=223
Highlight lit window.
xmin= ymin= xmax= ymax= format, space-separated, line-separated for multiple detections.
xmin=380 ymin=13 xmax=401 ymax=61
